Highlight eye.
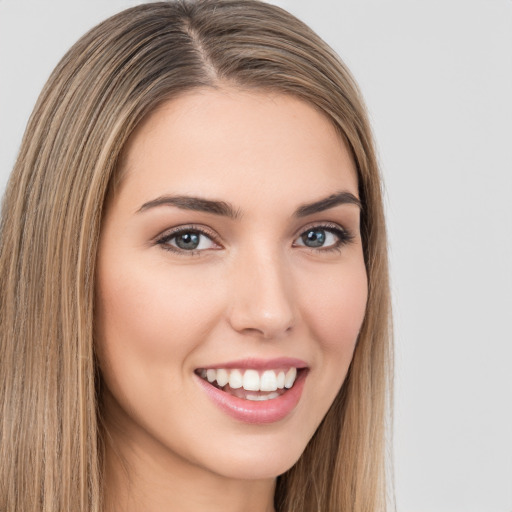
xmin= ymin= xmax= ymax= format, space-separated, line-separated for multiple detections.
xmin=156 ymin=227 xmax=220 ymax=254
xmin=293 ymin=224 xmax=353 ymax=251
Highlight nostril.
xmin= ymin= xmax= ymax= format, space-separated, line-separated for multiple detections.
xmin=227 ymin=257 xmax=296 ymax=338
xmin=230 ymin=317 xmax=295 ymax=340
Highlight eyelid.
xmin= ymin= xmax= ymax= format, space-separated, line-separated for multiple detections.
xmin=292 ymin=221 xmax=355 ymax=249
xmin=155 ymin=224 xmax=223 ymax=254
xmin=293 ymin=221 xmax=353 ymax=239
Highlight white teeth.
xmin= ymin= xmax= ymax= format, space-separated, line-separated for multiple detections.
xmin=246 ymin=392 xmax=280 ymax=401
xmin=284 ymin=367 xmax=297 ymax=389
xmin=276 ymin=371 xmax=285 ymax=389
xmin=216 ymin=369 xmax=229 ymax=387
xmin=200 ymin=367 xmax=299 ymax=392
xmin=260 ymin=370 xmax=278 ymax=391
xmin=228 ymin=369 xmax=243 ymax=389
xmin=243 ymin=370 xmax=260 ymax=391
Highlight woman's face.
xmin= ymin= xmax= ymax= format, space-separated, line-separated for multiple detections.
xmin=95 ymin=89 xmax=367 ymax=482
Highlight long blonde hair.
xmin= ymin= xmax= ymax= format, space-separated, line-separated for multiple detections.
xmin=0 ymin=1 xmax=393 ymax=510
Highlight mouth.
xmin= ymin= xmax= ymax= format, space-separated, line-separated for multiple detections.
xmin=194 ymin=359 xmax=309 ymax=424
xmin=194 ymin=367 xmax=303 ymax=401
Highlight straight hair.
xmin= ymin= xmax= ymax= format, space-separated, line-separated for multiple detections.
xmin=0 ymin=1 xmax=393 ymax=510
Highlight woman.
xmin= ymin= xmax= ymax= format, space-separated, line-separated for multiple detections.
xmin=0 ymin=1 xmax=392 ymax=511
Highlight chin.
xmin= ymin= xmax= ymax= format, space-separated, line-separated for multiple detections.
xmin=194 ymin=430 xmax=311 ymax=481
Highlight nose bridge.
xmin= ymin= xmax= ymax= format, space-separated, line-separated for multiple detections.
xmin=228 ymin=243 xmax=295 ymax=339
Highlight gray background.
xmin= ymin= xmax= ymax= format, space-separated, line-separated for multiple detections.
xmin=1 ymin=1 xmax=511 ymax=511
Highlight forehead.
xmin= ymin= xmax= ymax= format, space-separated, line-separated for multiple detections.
xmin=116 ymin=88 xmax=358 ymax=213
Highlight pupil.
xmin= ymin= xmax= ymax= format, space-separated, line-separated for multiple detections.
xmin=176 ymin=232 xmax=200 ymax=250
xmin=303 ymin=229 xmax=326 ymax=247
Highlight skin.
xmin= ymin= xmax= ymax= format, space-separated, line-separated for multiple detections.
xmin=95 ymin=88 xmax=368 ymax=512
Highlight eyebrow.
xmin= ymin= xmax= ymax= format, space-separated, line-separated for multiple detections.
xmin=137 ymin=195 xmax=241 ymax=219
xmin=294 ymin=191 xmax=362 ymax=217
xmin=137 ymin=190 xmax=361 ymax=218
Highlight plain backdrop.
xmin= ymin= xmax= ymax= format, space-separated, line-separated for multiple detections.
xmin=1 ymin=1 xmax=511 ymax=511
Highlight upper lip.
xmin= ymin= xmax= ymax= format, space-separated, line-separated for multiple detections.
xmin=196 ymin=357 xmax=308 ymax=371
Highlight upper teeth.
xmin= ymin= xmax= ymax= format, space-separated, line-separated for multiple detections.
xmin=201 ymin=368 xmax=298 ymax=392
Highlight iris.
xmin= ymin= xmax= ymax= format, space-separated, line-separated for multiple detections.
xmin=302 ymin=229 xmax=326 ymax=247
xmin=175 ymin=232 xmax=201 ymax=250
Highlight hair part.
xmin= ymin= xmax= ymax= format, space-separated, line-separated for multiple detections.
xmin=0 ymin=1 xmax=393 ymax=511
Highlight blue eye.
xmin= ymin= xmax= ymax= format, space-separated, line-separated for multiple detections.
xmin=294 ymin=225 xmax=352 ymax=250
xmin=174 ymin=232 xmax=201 ymax=250
xmin=301 ymin=229 xmax=329 ymax=247
xmin=157 ymin=228 xmax=218 ymax=253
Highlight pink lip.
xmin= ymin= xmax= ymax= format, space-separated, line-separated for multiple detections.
xmin=198 ymin=357 xmax=308 ymax=371
xmin=195 ymin=368 xmax=308 ymax=424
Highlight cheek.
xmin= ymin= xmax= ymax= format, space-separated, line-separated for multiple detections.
xmin=94 ymin=259 xmax=224 ymax=386
xmin=299 ymin=259 xmax=368 ymax=354
xmin=289 ymin=255 xmax=367 ymax=444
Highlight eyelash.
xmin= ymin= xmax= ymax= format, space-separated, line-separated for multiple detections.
xmin=294 ymin=222 xmax=355 ymax=253
xmin=155 ymin=223 xmax=355 ymax=256
xmin=155 ymin=224 xmax=220 ymax=256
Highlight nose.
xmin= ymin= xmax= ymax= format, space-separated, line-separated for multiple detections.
xmin=227 ymin=248 xmax=295 ymax=340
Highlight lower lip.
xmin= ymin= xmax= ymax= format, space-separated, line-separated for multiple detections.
xmin=196 ymin=370 xmax=307 ymax=424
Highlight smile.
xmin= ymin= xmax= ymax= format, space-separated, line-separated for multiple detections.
xmin=196 ymin=367 xmax=299 ymax=401
xmin=194 ymin=358 xmax=308 ymax=424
